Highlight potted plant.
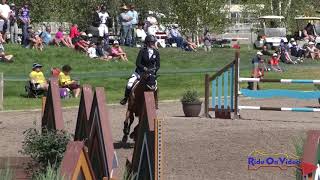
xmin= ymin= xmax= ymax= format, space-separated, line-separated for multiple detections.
xmin=181 ymin=90 xmax=202 ymax=117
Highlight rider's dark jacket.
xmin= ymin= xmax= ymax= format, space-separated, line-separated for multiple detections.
xmin=135 ymin=47 xmax=160 ymax=75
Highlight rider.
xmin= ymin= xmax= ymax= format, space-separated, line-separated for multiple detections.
xmin=120 ymin=34 xmax=160 ymax=105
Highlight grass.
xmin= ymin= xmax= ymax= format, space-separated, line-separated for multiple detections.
xmin=1 ymin=44 xmax=320 ymax=110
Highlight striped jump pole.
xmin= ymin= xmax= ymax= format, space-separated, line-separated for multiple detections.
xmin=239 ymin=78 xmax=320 ymax=84
xmin=238 ymin=106 xmax=320 ymax=112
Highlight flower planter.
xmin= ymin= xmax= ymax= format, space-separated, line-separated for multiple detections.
xmin=182 ymin=102 xmax=202 ymax=117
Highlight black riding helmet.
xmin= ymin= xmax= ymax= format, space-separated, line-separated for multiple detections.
xmin=145 ymin=35 xmax=156 ymax=45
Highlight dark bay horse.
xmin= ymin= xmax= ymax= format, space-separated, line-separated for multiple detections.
xmin=122 ymin=71 xmax=158 ymax=143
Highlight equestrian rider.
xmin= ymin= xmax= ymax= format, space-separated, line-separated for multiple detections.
xmin=120 ymin=35 xmax=160 ymax=105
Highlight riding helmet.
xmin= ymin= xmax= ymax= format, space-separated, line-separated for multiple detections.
xmin=145 ymin=35 xmax=157 ymax=44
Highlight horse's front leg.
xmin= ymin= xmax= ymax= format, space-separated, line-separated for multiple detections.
xmin=122 ymin=110 xmax=131 ymax=143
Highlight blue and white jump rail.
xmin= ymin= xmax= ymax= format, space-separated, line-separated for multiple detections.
xmin=204 ymin=50 xmax=320 ymax=119
xmin=239 ymin=78 xmax=320 ymax=84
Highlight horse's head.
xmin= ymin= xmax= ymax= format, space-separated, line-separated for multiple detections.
xmin=141 ymin=70 xmax=158 ymax=91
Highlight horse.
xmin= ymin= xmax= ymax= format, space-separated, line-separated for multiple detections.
xmin=121 ymin=70 xmax=158 ymax=143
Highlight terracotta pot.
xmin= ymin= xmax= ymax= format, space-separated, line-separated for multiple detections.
xmin=182 ymin=102 xmax=202 ymax=117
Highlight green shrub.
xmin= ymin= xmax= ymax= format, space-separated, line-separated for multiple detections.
xmin=35 ymin=165 xmax=64 ymax=180
xmin=123 ymin=167 xmax=137 ymax=180
xmin=293 ymin=136 xmax=305 ymax=180
xmin=20 ymin=127 xmax=71 ymax=177
xmin=181 ymin=90 xmax=201 ymax=103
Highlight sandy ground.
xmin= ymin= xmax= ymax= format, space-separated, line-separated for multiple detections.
xmin=0 ymin=98 xmax=320 ymax=180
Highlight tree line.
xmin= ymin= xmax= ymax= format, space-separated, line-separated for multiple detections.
xmin=11 ymin=0 xmax=320 ymax=35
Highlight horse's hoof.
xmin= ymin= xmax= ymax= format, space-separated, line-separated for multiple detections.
xmin=129 ymin=132 xmax=135 ymax=139
xmin=122 ymin=135 xmax=128 ymax=144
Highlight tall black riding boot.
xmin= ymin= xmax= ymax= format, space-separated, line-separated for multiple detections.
xmin=120 ymin=88 xmax=131 ymax=105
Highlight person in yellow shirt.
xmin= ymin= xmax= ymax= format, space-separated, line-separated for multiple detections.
xmin=29 ymin=63 xmax=48 ymax=90
xmin=58 ymin=65 xmax=80 ymax=98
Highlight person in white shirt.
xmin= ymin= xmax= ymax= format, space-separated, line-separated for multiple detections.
xmin=98 ymin=5 xmax=109 ymax=38
xmin=87 ymin=43 xmax=98 ymax=58
xmin=128 ymin=4 xmax=138 ymax=46
xmin=0 ymin=0 xmax=11 ymax=39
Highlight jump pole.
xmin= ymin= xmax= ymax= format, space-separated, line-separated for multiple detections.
xmin=0 ymin=72 xmax=3 ymax=111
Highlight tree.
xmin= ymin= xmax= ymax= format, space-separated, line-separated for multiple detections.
xmin=170 ymin=0 xmax=228 ymax=34
xmin=240 ymin=0 xmax=319 ymax=33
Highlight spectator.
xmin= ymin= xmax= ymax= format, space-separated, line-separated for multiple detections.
xmin=111 ymin=40 xmax=128 ymax=61
xmin=306 ymin=41 xmax=320 ymax=60
xmin=248 ymin=52 xmax=264 ymax=90
xmin=29 ymin=63 xmax=48 ymax=91
xmin=119 ymin=5 xmax=132 ymax=46
xmin=128 ymin=4 xmax=138 ymax=46
xmin=87 ymin=42 xmax=98 ymax=58
xmin=290 ymin=42 xmax=305 ymax=62
xmin=0 ymin=0 xmax=10 ymax=40
xmin=58 ymin=65 xmax=81 ymax=98
xmin=269 ymin=53 xmax=282 ymax=72
xmin=261 ymin=45 xmax=272 ymax=56
xmin=69 ymin=24 xmax=80 ymax=40
xmin=9 ymin=3 xmax=18 ymax=43
xmin=98 ymin=5 xmax=109 ymax=40
xmin=74 ymin=32 xmax=89 ymax=52
xmin=136 ymin=24 xmax=147 ymax=46
xmin=304 ymin=23 xmax=316 ymax=41
xmin=92 ymin=6 xmax=100 ymax=28
xmin=170 ymin=24 xmax=183 ymax=48
xmin=0 ymin=33 xmax=13 ymax=62
xmin=20 ymin=2 xmax=30 ymax=47
xmin=184 ymin=37 xmax=197 ymax=52
xmin=40 ymin=26 xmax=52 ymax=45
xmin=288 ymin=38 xmax=295 ymax=49
xmin=203 ymin=31 xmax=212 ymax=52
xmin=279 ymin=39 xmax=297 ymax=64
xmin=25 ymin=27 xmax=43 ymax=51
xmin=54 ymin=26 xmax=73 ymax=48
xmin=95 ymin=41 xmax=112 ymax=60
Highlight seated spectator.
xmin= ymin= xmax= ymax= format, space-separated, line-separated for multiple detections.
xmin=290 ymin=42 xmax=305 ymax=62
xmin=54 ymin=27 xmax=74 ymax=48
xmin=269 ymin=53 xmax=282 ymax=72
xmin=261 ymin=45 xmax=272 ymax=56
xmin=95 ymin=41 xmax=112 ymax=61
xmin=288 ymin=38 xmax=295 ymax=49
xmin=0 ymin=33 xmax=13 ymax=62
xmin=111 ymin=40 xmax=128 ymax=61
xmin=169 ymin=24 xmax=183 ymax=48
xmin=306 ymin=41 xmax=320 ymax=60
xmin=58 ymin=65 xmax=81 ymax=98
xmin=74 ymin=32 xmax=89 ymax=52
xmin=25 ymin=27 xmax=43 ymax=51
xmin=29 ymin=63 xmax=48 ymax=91
xmin=304 ymin=23 xmax=316 ymax=41
xmin=40 ymin=26 xmax=53 ymax=45
xmin=70 ymin=24 xmax=80 ymax=41
xmin=184 ymin=37 xmax=197 ymax=52
xmin=279 ymin=39 xmax=297 ymax=64
xmin=87 ymin=42 xmax=98 ymax=59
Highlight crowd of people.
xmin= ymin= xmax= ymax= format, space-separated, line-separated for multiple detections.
xmin=248 ymin=37 xmax=320 ymax=89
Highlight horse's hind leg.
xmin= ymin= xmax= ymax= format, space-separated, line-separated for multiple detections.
xmin=122 ymin=110 xmax=131 ymax=143
xmin=155 ymin=89 xmax=159 ymax=109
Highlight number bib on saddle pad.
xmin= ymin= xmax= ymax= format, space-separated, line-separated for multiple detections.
xmin=59 ymin=88 xmax=70 ymax=99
